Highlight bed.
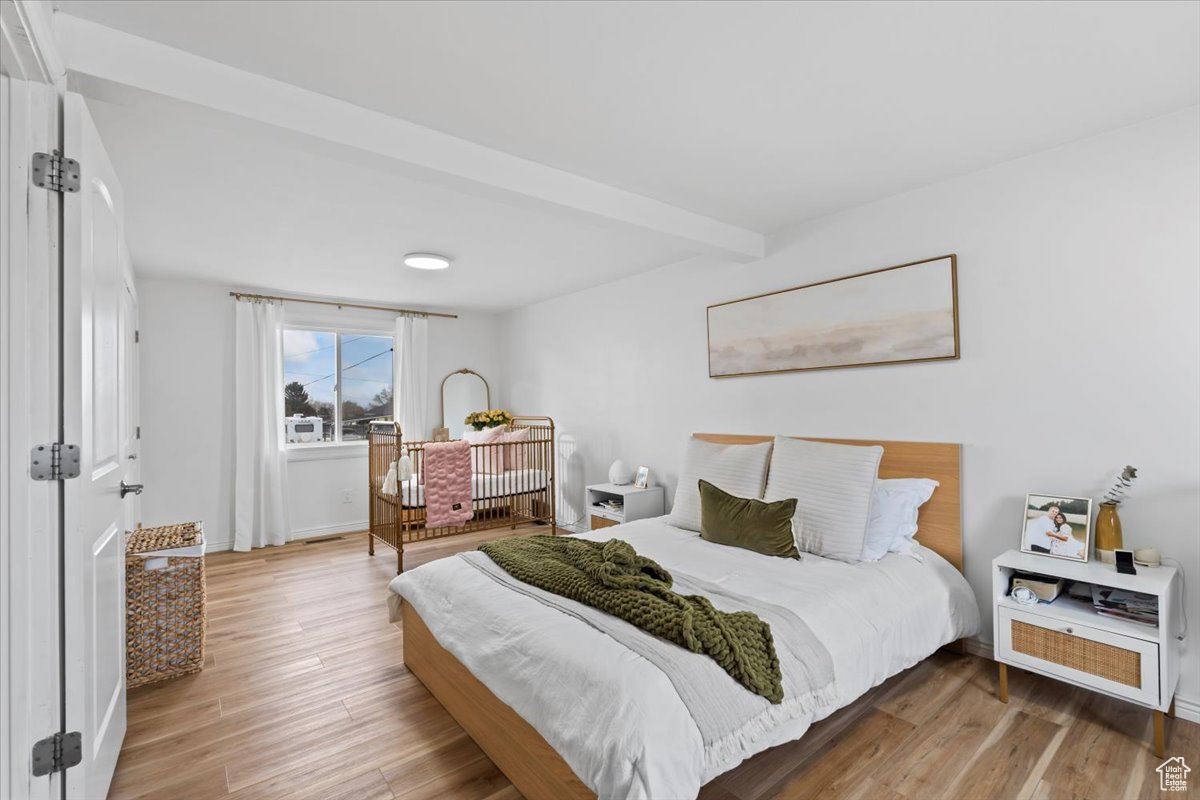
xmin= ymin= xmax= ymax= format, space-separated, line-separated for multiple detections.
xmin=390 ymin=435 xmax=979 ymax=799
xmin=367 ymin=417 xmax=556 ymax=573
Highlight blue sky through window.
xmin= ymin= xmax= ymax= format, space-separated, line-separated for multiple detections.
xmin=283 ymin=329 xmax=336 ymax=404
xmin=340 ymin=334 xmax=393 ymax=410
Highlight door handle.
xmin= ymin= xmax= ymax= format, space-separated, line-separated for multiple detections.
xmin=120 ymin=481 xmax=144 ymax=498
xmin=127 ymin=453 xmax=138 ymax=460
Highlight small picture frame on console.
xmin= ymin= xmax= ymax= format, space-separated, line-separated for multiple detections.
xmin=633 ymin=466 xmax=650 ymax=489
xmin=1020 ymin=493 xmax=1093 ymax=562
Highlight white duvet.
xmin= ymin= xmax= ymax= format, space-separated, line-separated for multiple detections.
xmin=390 ymin=516 xmax=979 ymax=800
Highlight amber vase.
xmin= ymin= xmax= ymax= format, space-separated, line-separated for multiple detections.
xmin=1094 ymin=502 xmax=1123 ymax=564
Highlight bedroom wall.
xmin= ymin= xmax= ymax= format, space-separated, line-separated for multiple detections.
xmin=136 ymin=277 xmax=505 ymax=550
xmin=502 ymin=108 xmax=1200 ymax=711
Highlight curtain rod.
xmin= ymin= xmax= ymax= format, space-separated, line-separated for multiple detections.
xmin=228 ymin=291 xmax=457 ymax=319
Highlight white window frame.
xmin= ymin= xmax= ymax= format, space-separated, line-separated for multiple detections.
xmin=282 ymin=324 xmax=394 ymax=460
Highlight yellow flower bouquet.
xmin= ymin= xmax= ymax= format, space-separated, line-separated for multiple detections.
xmin=465 ymin=409 xmax=514 ymax=430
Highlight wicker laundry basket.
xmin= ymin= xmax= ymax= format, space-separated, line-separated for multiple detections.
xmin=125 ymin=522 xmax=207 ymax=688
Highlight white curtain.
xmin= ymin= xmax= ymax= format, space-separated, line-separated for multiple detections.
xmin=233 ymin=299 xmax=291 ymax=551
xmin=394 ymin=315 xmax=429 ymax=440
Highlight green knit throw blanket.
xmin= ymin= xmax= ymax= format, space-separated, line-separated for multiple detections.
xmin=478 ymin=536 xmax=783 ymax=703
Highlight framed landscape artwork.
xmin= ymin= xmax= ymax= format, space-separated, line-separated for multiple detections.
xmin=707 ymin=254 xmax=959 ymax=377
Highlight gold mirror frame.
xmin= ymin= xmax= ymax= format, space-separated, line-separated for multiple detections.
xmin=439 ymin=368 xmax=491 ymax=427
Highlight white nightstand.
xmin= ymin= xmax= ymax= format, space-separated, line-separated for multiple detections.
xmin=585 ymin=483 xmax=665 ymax=531
xmin=992 ymin=549 xmax=1182 ymax=757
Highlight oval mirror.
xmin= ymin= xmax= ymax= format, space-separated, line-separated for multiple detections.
xmin=441 ymin=369 xmax=490 ymax=439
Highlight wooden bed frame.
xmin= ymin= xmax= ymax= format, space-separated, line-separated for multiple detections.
xmin=402 ymin=435 xmax=963 ymax=800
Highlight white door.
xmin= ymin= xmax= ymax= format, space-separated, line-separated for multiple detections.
xmin=1 ymin=72 xmax=62 ymax=800
xmin=62 ymin=91 xmax=129 ymax=800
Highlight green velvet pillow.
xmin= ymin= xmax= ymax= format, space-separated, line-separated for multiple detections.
xmin=698 ymin=479 xmax=800 ymax=559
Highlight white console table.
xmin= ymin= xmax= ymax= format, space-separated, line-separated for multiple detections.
xmin=992 ymin=549 xmax=1182 ymax=757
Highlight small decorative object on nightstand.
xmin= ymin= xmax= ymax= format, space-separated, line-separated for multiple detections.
xmin=992 ymin=549 xmax=1182 ymax=758
xmin=1095 ymin=502 xmax=1123 ymax=563
xmin=586 ymin=482 xmax=664 ymax=531
xmin=1096 ymin=465 xmax=1138 ymax=564
xmin=608 ymin=459 xmax=633 ymax=485
xmin=633 ymin=465 xmax=650 ymax=489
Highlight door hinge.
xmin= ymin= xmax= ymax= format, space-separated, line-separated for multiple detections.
xmin=136 ymin=426 xmax=141 ymax=440
xmin=30 ymin=443 xmax=81 ymax=481
xmin=31 ymin=151 xmax=81 ymax=193
xmin=134 ymin=329 xmax=140 ymax=343
xmin=31 ymin=731 xmax=82 ymax=776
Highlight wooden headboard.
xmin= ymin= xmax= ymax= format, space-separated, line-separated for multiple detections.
xmin=693 ymin=434 xmax=963 ymax=573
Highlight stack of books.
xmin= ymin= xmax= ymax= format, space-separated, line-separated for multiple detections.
xmin=595 ymin=499 xmax=624 ymax=514
xmin=1090 ymin=585 xmax=1159 ymax=627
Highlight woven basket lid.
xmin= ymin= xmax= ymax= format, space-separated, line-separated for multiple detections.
xmin=126 ymin=522 xmax=203 ymax=555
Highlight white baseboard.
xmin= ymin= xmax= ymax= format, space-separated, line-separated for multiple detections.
xmin=962 ymin=637 xmax=1199 ymax=724
xmin=202 ymin=521 xmax=367 ymax=554
xmin=290 ymin=520 xmax=368 ymax=540
xmin=1173 ymin=696 xmax=1200 ymax=725
xmin=964 ymin=636 xmax=993 ymax=660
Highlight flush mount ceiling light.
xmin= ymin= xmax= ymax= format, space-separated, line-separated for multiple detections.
xmin=404 ymin=252 xmax=451 ymax=270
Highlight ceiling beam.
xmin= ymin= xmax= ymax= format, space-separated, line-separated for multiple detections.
xmin=54 ymin=13 xmax=765 ymax=260
xmin=2 ymin=0 xmax=65 ymax=85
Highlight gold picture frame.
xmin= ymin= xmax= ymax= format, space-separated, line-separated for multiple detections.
xmin=707 ymin=254 xmax=960 ymax=378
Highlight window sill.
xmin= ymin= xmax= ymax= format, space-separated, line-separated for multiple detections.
xmin=287 ymin=442 xmax=368 ymax=463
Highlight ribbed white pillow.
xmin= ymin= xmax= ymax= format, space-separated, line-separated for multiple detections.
xmin=764 ymin=437 xmax=883 ymax=562
xmin=668 ymin=438 xmax=774 ymax=532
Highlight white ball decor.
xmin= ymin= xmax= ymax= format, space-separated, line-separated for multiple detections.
xmin=608 ymin=459 xmax=633 ymax=485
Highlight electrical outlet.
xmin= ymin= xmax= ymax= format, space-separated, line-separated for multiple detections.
xmin=342 ymin=490 xmax=354 ymax=504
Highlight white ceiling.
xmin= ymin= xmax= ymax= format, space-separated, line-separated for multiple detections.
xmin=82 ymin=97 xmax=692 ymax=311
xmin=56 ymin=0 xmax=1200 ymax=233
xmin=53 ymin=1 xmax=1200 ymax=310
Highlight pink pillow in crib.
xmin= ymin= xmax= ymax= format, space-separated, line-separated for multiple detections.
xmin=463 ymin=426 xmax=506 ymax=473
xmin=497 ymin=427 xmax=530 ymax=471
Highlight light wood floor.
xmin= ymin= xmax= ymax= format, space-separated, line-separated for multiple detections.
xmin=110 ymin=528 xmax=1198 ymax=800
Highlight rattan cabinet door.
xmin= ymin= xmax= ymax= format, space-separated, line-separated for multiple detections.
xmin=997 ymin=606 xmax=1159 ymax=707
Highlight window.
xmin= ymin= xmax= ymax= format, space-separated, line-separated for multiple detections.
xmin=282 ymin=328 xmax=393 ymax=445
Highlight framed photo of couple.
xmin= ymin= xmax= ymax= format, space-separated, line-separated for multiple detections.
xmin=1020 ymin=493 xmax=1093 ymax=562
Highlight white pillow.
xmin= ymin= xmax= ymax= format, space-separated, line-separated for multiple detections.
xmin=860 ymin=478 xmax=939 ymax=560
xmin=668 ymin=438 xmax=773 ymax=532
xmin=763 ymin=436 xmax=882 ymax=563
xmin=877 ymin=478 xmax=939 ymax=557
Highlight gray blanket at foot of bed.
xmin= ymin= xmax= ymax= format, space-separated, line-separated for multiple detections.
xmin=458 ymin=550 xmax=837 ymax=765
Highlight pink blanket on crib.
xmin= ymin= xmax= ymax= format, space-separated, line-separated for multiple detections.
xmin=422 ymin=439 xmax=474 ymax=527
